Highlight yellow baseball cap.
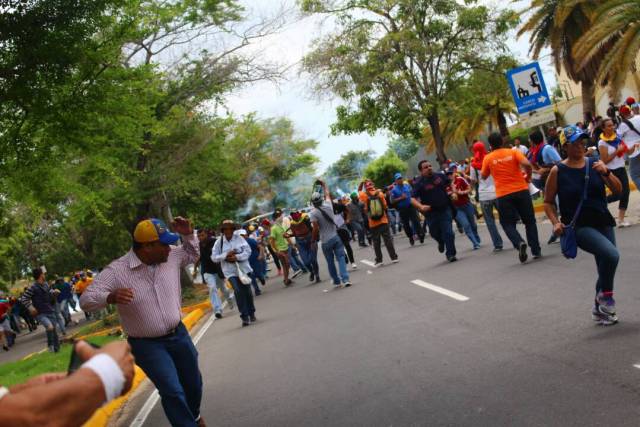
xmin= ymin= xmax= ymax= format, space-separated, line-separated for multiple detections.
xmin=133 ymin=219 xmax=180 ymax=244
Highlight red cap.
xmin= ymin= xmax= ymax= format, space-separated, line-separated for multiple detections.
xmin=620 ymin=105 xmax=631 ymax=115
xmin=626 ymin=97 xmax=636 ymax=106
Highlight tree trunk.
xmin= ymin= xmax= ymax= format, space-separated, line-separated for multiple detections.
xmin=427 ymin=112 xmax=447 ymax=165
xmin=581 ymin=80 xmax=597 ymax=122
xmin=497 ymin=108 xmax=510 ymax=138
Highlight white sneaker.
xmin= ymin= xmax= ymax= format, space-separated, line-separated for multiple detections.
xmin=351 ymin=263 xmax=358 ymax=269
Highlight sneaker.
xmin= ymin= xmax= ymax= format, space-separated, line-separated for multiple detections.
xmin=473 ymin=245 xmax=480 ymax=250
xmin=596 ymin=292 xmax=616 ymax=316
xmin=518 ymin=242 xmax=528 ymax=263
xmin=215 ymin=312 xmax=222 ymax=319
xmin=374 ymin=261 xmax=384 ymax=267
xmin=351 ymin=263 xmax=358 ymax=269
xmin=532 ymin=253 xmax=542 ymax=259
xmin=409 ymin=238 xmax=415 ymax=246
xmin=254 ymin=290 xmax=262 ymax=296
xmin=343 ymin=281 xmax=352 ymax=287
xmin=391 ymin=258 xmax=399 ymax=264
xmin=447 ymin=256 xmax=458 ymax=263
xmin=292 ymin=270 xmax=302 ymax=279
xmin=259 ymin=277 xmax=266 ymax=285
xmin=438 ymin=241 xmax=445 ymax=253
xmin=309 ymin=272 xmax=315 ymax=282
xmin=592 ymin=306 xmax=618 ymax=326
xmin=419 ymin=235 xmax=425 ymax=244
xmin=493 ymin=247 xmax=503 ymax=253
xmin=618 ymin=221 xmax=631 ymax=228
xmin=250 ymin=315 xmax=257 ymax=322
xmin=242 ymin=320 xmax=250 ymax=327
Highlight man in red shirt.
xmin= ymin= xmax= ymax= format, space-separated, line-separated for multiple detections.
xmin=449 ymin=166 xmax=481 ymax=249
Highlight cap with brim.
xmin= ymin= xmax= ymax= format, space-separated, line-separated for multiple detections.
xmin=220 ymin=219 xmax=237 ymax=230
xmin=134 ymin=218 xmax=180 ymax=245
xmin=394 ymin=172 xmax=402 ymax=180
xmin=563 ymin=125 xmax=587 ymax=144
xmin=238 ymin=229 xmax=247 ymax=236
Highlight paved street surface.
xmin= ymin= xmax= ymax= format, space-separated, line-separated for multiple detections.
xmin=124 ymin=209 xmax=640 ymax=427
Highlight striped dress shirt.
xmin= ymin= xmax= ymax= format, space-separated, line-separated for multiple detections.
xmin=80 ymin=233 xmax=200 ymax=338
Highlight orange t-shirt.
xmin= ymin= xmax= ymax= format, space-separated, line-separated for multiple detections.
xmin=481 ymin=148 xmax=529 ymax=198
xmin=359 ymin=190 xmax=388 ymax=228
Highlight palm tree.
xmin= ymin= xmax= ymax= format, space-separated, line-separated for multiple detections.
xmin=517 ymin=0 xmax=605 ymax=121
xmin=573 ymin=0 xmax=640 ymax=98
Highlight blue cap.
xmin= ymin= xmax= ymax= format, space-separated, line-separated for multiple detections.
xmin=394 ymin=172 xmax=403 ymax=180
xmin=562 ymin=125 xmax=587 ymax=144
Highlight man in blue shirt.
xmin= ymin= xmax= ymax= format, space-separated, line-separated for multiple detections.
xmin=391 ymin=172 xmax=425 ymax=245
xmin=411 ymin=161 xmax=457 ymax=262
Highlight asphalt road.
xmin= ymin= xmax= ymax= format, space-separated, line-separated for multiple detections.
xmin=126 ymin=217 xmax=640 ymax=427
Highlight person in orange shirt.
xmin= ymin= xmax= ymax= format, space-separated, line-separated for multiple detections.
xmin=360 ymin=180 xmax=398 ymax=266
xmin=481 ymin=132 xmax=541 ymax=263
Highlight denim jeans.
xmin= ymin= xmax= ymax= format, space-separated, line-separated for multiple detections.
xmin=228 ymin=276 xmax=255 ymax=320
xmin=629 ymin=156 xmax=640 ymax=192
xmin=59 ymin=299 xmax=72 ymax=324
xmin=203 ymin=273 xmax=233 ymax=314
xmin=496 ymin=189 xmax=541 ymax=255
xmin=387 ymin=209 xmax=399 ymax=233
xmin=398 ymin=205 xmax=424 ymax=240
xmin=288 ymin=246 xmax=307 ymax=272
xmin=37 ymin=313 xmax=60 ymax=351
xmin=321 ymin=234 xmax=349 ymax=285
xmin=480 ymin=199 xmax=504 ymax=250
xmin=426 ymin=207 xmax=457 ymax=258
xmin=296 ymin=235 xmax=319 ymax=277
xmin=128 ymin=322 xmax=202 ymax=427
xmin=53 ymin=302 xmax=66 ymax=334
xmin=455 ymin=202 xmax=481 ymax=248
xmin=575 ymin=226 xmax=619 ymax=294
xmin=350 ymin=220 xmax=366 ymax=246
xmin=606 ymin=167 xmax=630 ymax=210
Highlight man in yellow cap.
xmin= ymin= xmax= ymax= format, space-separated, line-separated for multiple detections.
xmin=80 ymin=216 xmax=206 ymax=427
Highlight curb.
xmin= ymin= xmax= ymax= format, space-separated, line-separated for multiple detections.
xmin=82 ymin=305 xmax=211 ymax=427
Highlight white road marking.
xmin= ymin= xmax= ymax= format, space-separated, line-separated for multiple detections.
xmin=410 ymin=279 xmax=469 ymax=302
xmin=633 ymin=364 xmax=640 ymax=370
xmin=131 ymin=308 xmax=220 ymax=427
xmin=360 ymin=259 xmax=376 ymax=267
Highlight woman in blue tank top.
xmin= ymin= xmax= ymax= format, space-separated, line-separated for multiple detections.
xmin=543 ymin=125 xmax=622 ymax=326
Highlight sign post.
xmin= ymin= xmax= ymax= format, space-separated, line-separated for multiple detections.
xmin=506 ymin=62 xmax=554 ymax=129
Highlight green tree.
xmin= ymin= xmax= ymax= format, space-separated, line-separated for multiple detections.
xmin=517 ymin=0 xmax=610 ymax=120
xmin=324 ymin=150 xmax=374 ymax=190
xmin=301 ymin=0 xmax=517 ymax=163
xmin=364 ymin=153 xmax=408 ymax=189
xmin=573 ymin=0 xmax=640 ymax=97
xmin=388 ymin=137 xmax=420 ymax=161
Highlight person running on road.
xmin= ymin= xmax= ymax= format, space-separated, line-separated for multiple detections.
xmin=450 ymin=165 xmax=481 ymax=250
xmin=81 ymin=217 xmax=206 ymax=427
xmin=481 ymin=132 xmax=541 ymax=263
xmin=261 ymin=219 xmax=283 ymax=276
xmin=269 ymin=209 xmax=293 ymax=286
xmin=288 ymin=210 xmax=320 ymax=283
xmin=360 ymin=180 xmax=399 ymax=266
xmin=544 ymin=125 xmax=622 ymax=325
xmin=332 ymin=198 xmax=357 ymax=268
xmin=240 ymin=228 xmax=265 ymax=296
xmin=310 ymin=180 xmax=351 ymax=287
xmin=212 ymin=220 xmax=257 ymax=328
xmin=197 ymin=228 xmax=234 ymax=318
xmin=469 ymin=141 xmax=504 ymax=252
xmin=21 ymin=268 xmax=61 ymax=352
xmin=348 ymin=192 xmax=368 ymax=247
xmin=282 ymin=212 xmax=308 ymax=279
xmin=598 ymin=118 xmax=631 ymax=227
xmin=391 ymin=172 xmax=425 ymax=246
xmin=411 ymin=160 xmax=458 ymax=262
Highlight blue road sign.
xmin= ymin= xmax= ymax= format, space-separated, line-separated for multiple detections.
xmin=506 ymin=62 xmax=551 ymax=115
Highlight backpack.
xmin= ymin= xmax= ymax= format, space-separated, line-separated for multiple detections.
xmin=367 ymin=192 xmax=385 ymax=221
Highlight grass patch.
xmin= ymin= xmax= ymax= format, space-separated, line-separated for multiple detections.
xmin=182 ymin=283 xmax=209 ymax=306
xmin=0 ymin=335 xmax=121 ymax=387
xmin=74 ymin=312 xmax=121 ymax=337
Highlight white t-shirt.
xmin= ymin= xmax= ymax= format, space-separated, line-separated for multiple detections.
xmin=513 ymin=145 xmax=528 ymax=156
xmin=598 ymin=139 xmax=626 ymax=170
xmin=470 ymin=166 xmax=497 ymax=202
xmin=618 ymin=115 xmax=640 ymax=158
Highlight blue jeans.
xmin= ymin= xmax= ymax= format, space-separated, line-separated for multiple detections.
xmin=296 ymin=235 xmax=319 ymax=276
xmin=629 ymin=156 xmax=640 ymax=191
xmin=203 ymin=273 xmax=233 ymax=314
xmin=321 ymin=235 xmax=349 ymax=285
xmin=350 ymin=221 xmax=366 ymax=246
xmin=455 ymin=202 xmax=481 ymax=248
xmin=128 ymin=322 xmax=202 ymax=427
xmin=575 ymin=226 xmax=619 ymax=295
xmin=426 ymin=208 xmax=456 ymax=258
xmin=37 ymin=313 xmax=59 ymax=351
xmin=288 ymin=246 xmax=307 ymax=272
xmin=480 ymin=199 xmax=503 ymax=249
xmin=387 ymin=209 xmax=399 ymax=233
xmin=228 ymin=276 xmax=255 ymax=320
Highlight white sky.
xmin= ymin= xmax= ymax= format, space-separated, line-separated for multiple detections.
xmin=221 ymin=0 xmax=555 ymax=172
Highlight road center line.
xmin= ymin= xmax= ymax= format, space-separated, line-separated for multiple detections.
xmin=360 ymin=259 xmax=376 ymax=267
xmin=411 ymin=279 xmax=469 ymax=302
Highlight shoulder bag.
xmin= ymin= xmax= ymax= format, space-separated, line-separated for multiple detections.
xmin=560 ymin=159 xmax=590 ymax=259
